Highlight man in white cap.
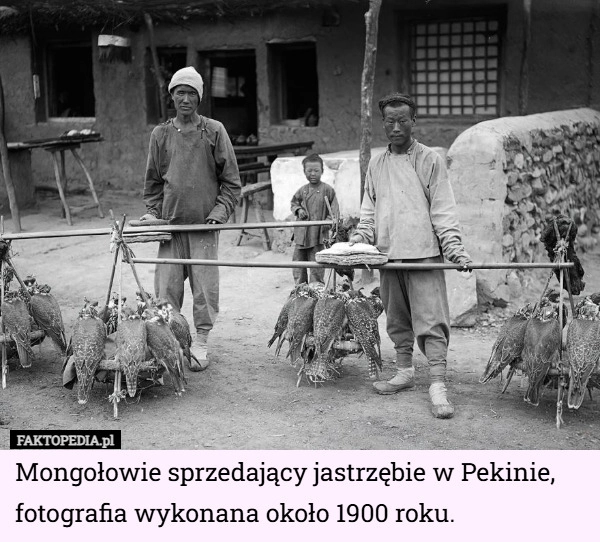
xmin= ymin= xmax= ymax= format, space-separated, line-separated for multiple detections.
xmin=140 ymin=66 xmax=241 ymax=371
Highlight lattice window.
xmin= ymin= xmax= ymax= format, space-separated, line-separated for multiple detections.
xmin=410 ymin=16 xmax=501 ymax=116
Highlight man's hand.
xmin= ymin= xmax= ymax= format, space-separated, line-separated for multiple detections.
xmin=348 ymin=233 xmax=363 ymax=246
xmin=457 ymin=259 xmax=473 ymax=273
xmin=139 ymin=213 xmax=156 ymax=221
xmin=296 ymin=209 xmax=308 ymax=221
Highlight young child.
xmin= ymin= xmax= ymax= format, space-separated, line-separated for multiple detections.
xmin=290 ymin=153 xmax=339 ymax=284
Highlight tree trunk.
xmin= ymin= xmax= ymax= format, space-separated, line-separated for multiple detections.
xmin=587 ymin=0 xmax=600 ymax=106
xmin=359 ymin=0 xmax=382 ymax=285
xmin=144 ymin=12 xmax=167 ymax=122
xmin=0 ymin=73 xmax=22 ymax=232
xmin=518 ymin=0 xmax=532 ymax=115
xmin=359 ymin=0 xmax=382 ymax=204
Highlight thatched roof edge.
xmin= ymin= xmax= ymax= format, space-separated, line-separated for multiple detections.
xmin=0 ymin=0 xmax=361 ymax=35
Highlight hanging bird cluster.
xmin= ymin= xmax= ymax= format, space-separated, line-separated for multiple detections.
xmin=65 ymin=293 xmax=190 ymax=405
xmin=482 ymin=215 xmax=599 ymax=419
xmin=1 ymin=272 xmax=66 ymax=368
xmin=268 ymin=282 xmax=384 ymax=385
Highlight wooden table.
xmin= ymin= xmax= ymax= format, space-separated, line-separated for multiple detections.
xmin=8 ymin=134 xmax=104 ymax=226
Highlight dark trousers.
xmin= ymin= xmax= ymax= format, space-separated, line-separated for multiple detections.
xmin=379 ymin=255 xmax=450 ymax=382
xmin=292 ymin=244 xmax=325 ymax=284
xmin=154 ymin=231 xmax=219 ymax=332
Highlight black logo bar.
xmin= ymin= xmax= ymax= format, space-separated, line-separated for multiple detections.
xmin=10 ymin=430 xmax=121 ymax=449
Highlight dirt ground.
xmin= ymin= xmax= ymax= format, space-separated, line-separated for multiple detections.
xmin=0 ymin=189 xmax=599 ymax=450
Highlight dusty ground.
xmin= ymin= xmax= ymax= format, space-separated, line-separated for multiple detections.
xmin=0 ymin=189 xmax=599 ymax=450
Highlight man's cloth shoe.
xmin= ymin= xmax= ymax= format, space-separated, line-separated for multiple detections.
xmin=373 ymin=367 xmax=415 ymax=394
xmin=429 ymin=382 xmax=454 ymax=419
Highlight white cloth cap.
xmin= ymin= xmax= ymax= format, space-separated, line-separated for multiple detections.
xmin=168 ymin=66 xmax=204 ymax=100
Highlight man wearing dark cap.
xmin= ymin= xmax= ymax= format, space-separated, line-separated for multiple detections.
xmin=140 ymin=66 xmax=241 ymax=370
xmin=350 ymin=93 xmax=472 ymax=419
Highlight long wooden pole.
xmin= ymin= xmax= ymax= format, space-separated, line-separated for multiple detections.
xmin=1 ymin=221 xmax=333 ymax=240
xmin=132 ymin=258 xmax=574 ymax=271
xmin=0 ymin=73 xmax=22 ymax=232
xmin=104 ymin=211 xmax=127 ymax=310
xmin=359 ymin=0 xmax=382 ymax=204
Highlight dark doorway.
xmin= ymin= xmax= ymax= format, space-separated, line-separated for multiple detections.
xmin=197 ymin=50 xmax=257 ymax=143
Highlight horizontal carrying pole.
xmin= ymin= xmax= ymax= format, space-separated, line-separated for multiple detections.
xmin=131 ymin=258 xmax=575 ymax=271
xmin=0 ymin=221 xmax=331 ymax=241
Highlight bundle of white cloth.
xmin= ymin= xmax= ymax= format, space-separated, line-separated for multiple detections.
xmin=315 ymin=242 xmax=388 ymax=266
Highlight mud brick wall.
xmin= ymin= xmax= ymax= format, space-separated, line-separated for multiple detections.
xmin=447 ymin=108 xmax=600 ymax=305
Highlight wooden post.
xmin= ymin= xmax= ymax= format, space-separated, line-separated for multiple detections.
xmin=104 ymin=210 xmax=127 ymax=311
xmin=587 ymin=0 xmax=600 ymax=106
xmin=359 ymin=0 xmax=382 ymax=204
xmin=144 ymin=12 xmax=167 ymax=122
xmin=518 ymin=0 xmax=532 ymax=115
xmin=0 ymin=73 xmax=22 ymax=232
xmin=1 ymin=216 xmax=6 ymax=388
xmin=359 ymin=0 xmax=382 ymax=285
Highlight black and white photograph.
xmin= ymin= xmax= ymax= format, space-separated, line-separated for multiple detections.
xmin=0 ymin=0 xmax=599 ymax=453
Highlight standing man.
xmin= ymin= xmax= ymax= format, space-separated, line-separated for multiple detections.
xmin=349 ymin=93 xmax=471 ymax=419
xmin=141 ymin=66 xmax=241 ymax=371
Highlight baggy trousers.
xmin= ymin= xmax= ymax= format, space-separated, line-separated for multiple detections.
xmin=154 ymin=231 xmax=219 ymax=332
xmin=292 ymin=244 xmax=325 ymax=284
xmin=379 ymin=255 xmax=450 ymax=382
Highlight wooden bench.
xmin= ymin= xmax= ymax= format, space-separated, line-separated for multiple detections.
xmin=235 ymin=180 xmax=272 ymax=250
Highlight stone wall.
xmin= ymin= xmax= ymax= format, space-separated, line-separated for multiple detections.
xmin=448 ymin=108 xmax=600 ymax=304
